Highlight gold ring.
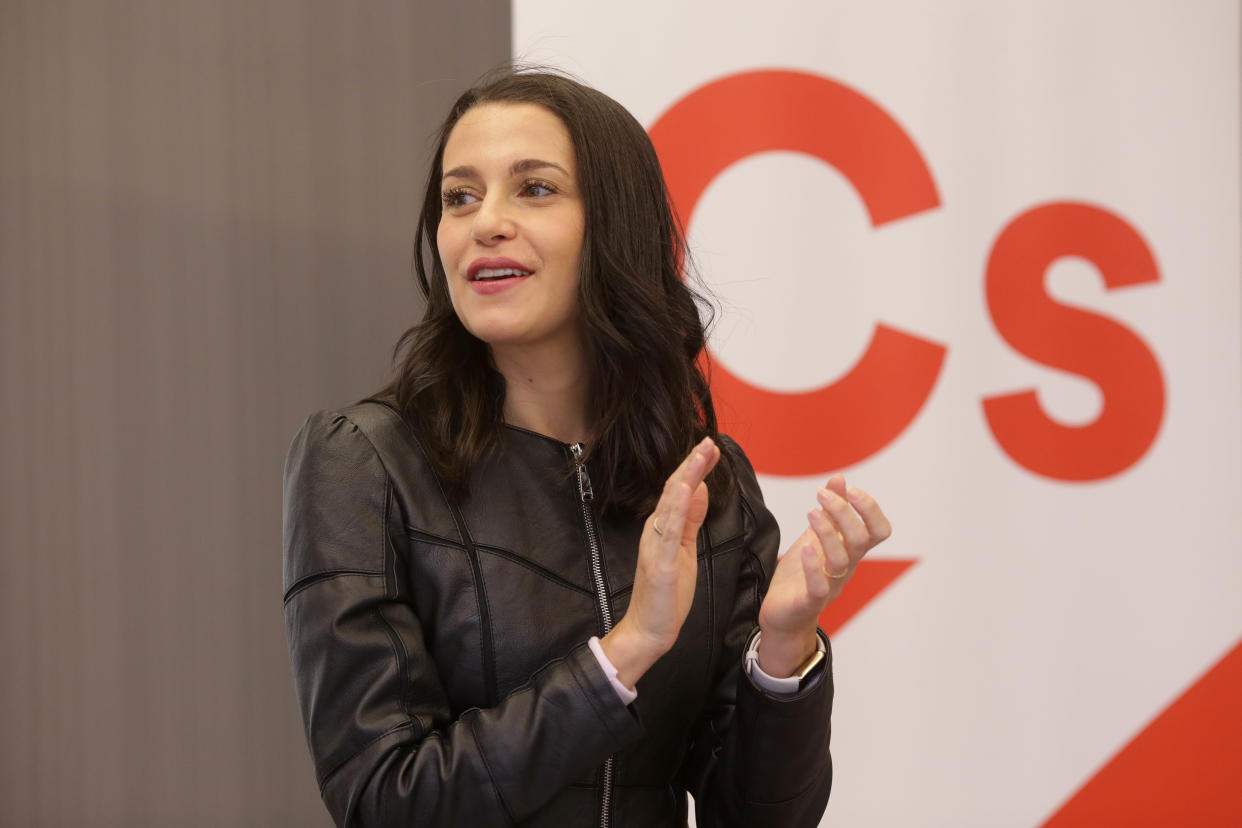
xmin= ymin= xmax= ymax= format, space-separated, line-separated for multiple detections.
xmin=827 ymin=568 xmax=849 ymax=580
xmin=653 ymin=516 xmax=665 ymax=536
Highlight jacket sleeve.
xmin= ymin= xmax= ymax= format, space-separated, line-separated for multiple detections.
xmin=680 ymin=437 xmax=834 ymax=827
xmin=282 ymin=411 xmax=644 ymax=827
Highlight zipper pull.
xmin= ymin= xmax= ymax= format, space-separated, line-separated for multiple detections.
xmin=570 ymin=442 xmax=594 ymax=503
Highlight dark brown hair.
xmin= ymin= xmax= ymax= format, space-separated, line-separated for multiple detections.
xmin=378 ymin=68 xmax=732 ymax=514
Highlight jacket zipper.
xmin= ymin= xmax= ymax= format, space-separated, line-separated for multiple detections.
xmin=570 ymin=442 xmax=614 ymax=828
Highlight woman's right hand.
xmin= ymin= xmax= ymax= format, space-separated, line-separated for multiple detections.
xmin=600 ymin=437 xmax=720 ymax=689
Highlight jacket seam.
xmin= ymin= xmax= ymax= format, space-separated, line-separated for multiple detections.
xmin=709 ymin=533 xmax=744 ymax=555
xmin=406 ymin=526 xmax=466 ymax=549
xmin=448 ymin=499 xmax=499 ymax=707
xmin=317 ymin=720 xmax=415 ymax=790
xmin=407 ymin=532 xmax=595 ymax=596
xmin=358 ymin=401 xmax=461 ymax=541
xmin=737 ymin=482 xmax=769 ymax=605
xmin=381 ymin=477 xmax=392 ymax=583
xmin=375 ymin=475 xmax=419 ymax=723
xmin=567 ymin=654 xmax=628 ymax=744
xmin=376 ymin=601 xmax=416 ymax=715
xmin=474 ymin=544 xmax=594 ymax=596
xmin=467 ymin=711 xmax=518 ymax=824
xmin=343 ymin=401 xmax=463 ymax=549
xmin=747 ymin=552 xmax=763 ymax=615
xmin=702 ymin=528 xmax=718 ymax=698
xmin=282 ymin=569 xmax=383 ymax=605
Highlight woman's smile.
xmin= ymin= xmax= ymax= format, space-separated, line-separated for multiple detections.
xmin=467 ymin=256 xmax=534 ymax=294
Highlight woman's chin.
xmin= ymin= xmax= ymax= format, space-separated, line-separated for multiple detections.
xmin=466 ymin=324 xmax=530 ymax=348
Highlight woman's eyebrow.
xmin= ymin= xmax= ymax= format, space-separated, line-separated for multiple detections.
xmin=441 ymin=159 xmax=569 ymax=182
xmin=509 ymin=158 xmax=568 ymax=177
xmin=441 ymin=165 xmax=477 ymax=182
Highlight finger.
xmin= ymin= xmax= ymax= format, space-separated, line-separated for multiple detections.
xmin=801 ymin=543 xmax=834 ymax=601
xmin=680 ymin=438 xmax=720 ymax=489
xmin=824 ymin=473 xmax=847 ymax=499
xmin=655 ymin=438 xmax=717 ymax=514
xmin=650 ymin=439 xmax=719 ymax=545
xmin=816 ymin=487 xmax=870 ymax=557
xmin=653 ymin=476 xmax=703 ymax=564
xmin=675 ymin=437 xmax=719 ymax=488
xmin=808 ymin=508 xmax=850 ymax=576
xmin=845 ymin=485 xmax=893 ymax=545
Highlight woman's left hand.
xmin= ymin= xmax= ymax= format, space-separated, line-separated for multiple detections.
xmin=756 ymin=474 xmax=892 ymax=676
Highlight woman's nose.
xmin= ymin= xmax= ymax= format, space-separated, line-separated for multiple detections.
xmin=470 ymin=195 xmax=516 ymax=244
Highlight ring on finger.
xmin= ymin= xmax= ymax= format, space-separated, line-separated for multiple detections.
xmin=827 ymin=567 xmax=850 ymax=580
xmin=653 ymin=516 xmax=665 ymax=536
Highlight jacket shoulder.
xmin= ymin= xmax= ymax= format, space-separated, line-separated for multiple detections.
xmin=286 ymin=399 xmax=437 ymax=483
xmin=281 ymin=407 xmax=396 ymax=597
xmin=282 ymin=402 xmax=461 ymax=591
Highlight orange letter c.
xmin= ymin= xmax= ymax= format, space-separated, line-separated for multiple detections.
xmin=650 ymin=70 xmax=946 ymax=475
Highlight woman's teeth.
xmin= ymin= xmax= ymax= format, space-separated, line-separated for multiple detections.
xmin=473 ymin=268 xmax=532 ymax=281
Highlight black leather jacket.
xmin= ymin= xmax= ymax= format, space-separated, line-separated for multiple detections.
xmin=282 ymin=401 xmax=833 ymax=826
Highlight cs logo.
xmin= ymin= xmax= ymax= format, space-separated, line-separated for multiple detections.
xmin=650 ymin=70 xmax=1164 ymax=482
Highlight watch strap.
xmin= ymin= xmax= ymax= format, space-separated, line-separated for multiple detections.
xmin=744 ymin=629 xmax=827 ymax=694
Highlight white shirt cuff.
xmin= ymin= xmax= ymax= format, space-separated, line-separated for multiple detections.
xmin=588 ymin=636 xmax=638 ymax=705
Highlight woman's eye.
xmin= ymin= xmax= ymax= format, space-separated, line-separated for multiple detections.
xmin=441 ymin=188 xmax=475 ymax=208
xmin=521 ymin=179 xmax=556 ymax=198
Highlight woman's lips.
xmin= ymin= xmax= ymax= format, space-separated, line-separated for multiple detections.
xmin=468 ymin=257 xmax=532 ymax=280
xmin=467 ymin=258 xmax=533 ymax=295
xmin=468 ymin=273 xmax=531 ymax=295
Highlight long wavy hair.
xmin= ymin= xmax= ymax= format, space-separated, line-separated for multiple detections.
xmin=377 ymin=69 xmax=732 ymax=514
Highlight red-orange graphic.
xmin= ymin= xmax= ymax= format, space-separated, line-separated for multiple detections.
xmin=650 ymin=70 xmax=947 ymax=476
xmin=983 ymin=202 xmax=1165 ymax=481
xmin=1041 ymin=636 xmax=1242 ymax=826
xmin=817 ymin=558 xmax=917 ymax=637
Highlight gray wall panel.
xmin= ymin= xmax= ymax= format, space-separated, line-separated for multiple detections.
xmin=0 ymin=1 xmax=510 ymax=824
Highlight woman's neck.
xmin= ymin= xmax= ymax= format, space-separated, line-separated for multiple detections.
xmin=491 ymin=339 xmax=593 ymax=445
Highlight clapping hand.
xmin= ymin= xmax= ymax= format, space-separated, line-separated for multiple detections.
xmin=756 ymin=474 xmax=892 ymax=676
xmin=601 ymin=437 xmax=720 ymax=688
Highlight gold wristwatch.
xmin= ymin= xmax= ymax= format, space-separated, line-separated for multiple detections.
xmin=743 ymin=630 xmax=826 ymax=694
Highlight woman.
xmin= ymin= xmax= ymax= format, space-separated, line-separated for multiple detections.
xmin=283 ymin=69 xmax=890 ymax=827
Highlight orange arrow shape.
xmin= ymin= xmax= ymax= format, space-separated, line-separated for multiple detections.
xmin=1041 ymin=634 xmax=1242 ymax=826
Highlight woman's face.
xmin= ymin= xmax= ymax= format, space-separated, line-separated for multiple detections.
xmin=437 ymin=102 xmax=586 ymax=355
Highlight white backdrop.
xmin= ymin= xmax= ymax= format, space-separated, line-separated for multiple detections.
xmin=515 ymin=2 xmax=1242 ymax=825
